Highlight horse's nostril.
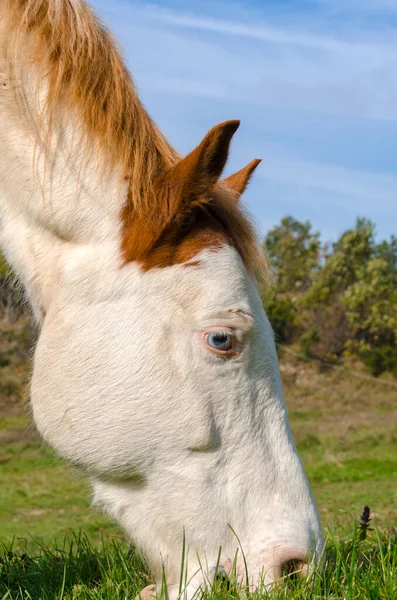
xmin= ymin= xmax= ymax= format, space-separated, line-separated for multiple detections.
xmin=281 ymin=558 xmax=307 ymax=580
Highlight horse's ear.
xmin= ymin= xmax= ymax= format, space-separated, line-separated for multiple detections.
xmin=154 ymin=120 xmax=240 ymax=224
xmin=221 ymin=159 xmax=262 ymax=201
xmin=179 ymin=119 xmax=241 ymax=193
xmin=123 ymin=120 xmax=240 ymax=260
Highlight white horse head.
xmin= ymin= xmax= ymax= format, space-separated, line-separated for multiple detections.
xmin=0 ymin=1 xmax=323 ymax=596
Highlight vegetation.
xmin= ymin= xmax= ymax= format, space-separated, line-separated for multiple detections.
xmin=263 ymin=216 xmax=397 ymax=376
xmin=1 ymin=526 xmax=396 ymax=599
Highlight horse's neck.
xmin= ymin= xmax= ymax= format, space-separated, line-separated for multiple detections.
xmin=0 ymin=69 xmax=126 ymax=322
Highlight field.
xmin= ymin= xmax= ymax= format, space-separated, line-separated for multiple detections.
xmin=1 ymin=313 xmax=396 ymax=598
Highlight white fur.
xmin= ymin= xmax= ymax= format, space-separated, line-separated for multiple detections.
xmin=0 ymin=43 xmax=323 ymax=597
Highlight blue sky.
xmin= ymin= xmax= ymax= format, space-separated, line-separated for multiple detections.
xmin=93 ymin=0 xmax=397 ymax=243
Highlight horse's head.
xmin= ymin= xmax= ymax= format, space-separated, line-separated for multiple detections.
xmin=30 ymin=120 xmax=323 ymax=593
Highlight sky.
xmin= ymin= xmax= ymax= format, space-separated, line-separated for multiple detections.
xmin=93 ymin=0 xmax=397 ymax=243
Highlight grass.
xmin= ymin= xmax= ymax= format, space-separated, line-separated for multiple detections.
xmin=0 ymin=434 xmax=117 ymax=546
xmin=0 ymin=534 xmax=150 ymax=600
xmin=280 ymin=349 xmax=397 ymax=530
xmin=0 ymin=526 xmax=396 ymax=599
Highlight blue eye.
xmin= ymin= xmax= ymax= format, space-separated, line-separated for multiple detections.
xmin=205 ymin=332 xmax=232 ymax=351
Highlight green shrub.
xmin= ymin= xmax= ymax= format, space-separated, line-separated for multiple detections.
xmin=264 ymin=295 xmax=296 ymax=343
xmin=299 ymin=326 xmax=319 ymax=359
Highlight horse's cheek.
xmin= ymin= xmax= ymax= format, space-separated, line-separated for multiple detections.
xmin=30 ymin=322 xmax=215 ymax=479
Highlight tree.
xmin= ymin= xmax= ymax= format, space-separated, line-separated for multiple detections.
xmin=343 ymin=256 xmax=397 ymax=375
xmin=300 ymin=218 xmax=397 ymax=374
xmin=262 ymin=217 xmax=320 ymax=343
xmin=264 ymin=216 xmax=321 ymax=295
xmin=302 ymin=218 xmax=375 ymax=306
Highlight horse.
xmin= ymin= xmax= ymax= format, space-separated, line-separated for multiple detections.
xmin=0 ymin=1 xmax=323 ymax=597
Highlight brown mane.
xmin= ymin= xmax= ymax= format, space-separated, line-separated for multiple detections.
xmin=2 ymin=0 xmax=270 ymax=284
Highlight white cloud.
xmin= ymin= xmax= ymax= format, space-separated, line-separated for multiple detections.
xmin=96 ymin=1 xmax=397 ymax=121
xmin=260 ymin=156 xmax=397 ymax=213
xmin=144 ymin=6 xmax=394 ymax=54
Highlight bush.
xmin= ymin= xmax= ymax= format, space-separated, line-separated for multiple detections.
xmin=264 ymin=216 xmax=397 ymax=377
xmin=299 ymin=326 xmax=319 ymax=359
xmin=263 ymin=295 xmax=296 ymax=343
xmin=359 ymin=343 xmax=397 ymax=377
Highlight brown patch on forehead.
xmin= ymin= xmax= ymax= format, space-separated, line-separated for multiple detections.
xmin=121 ymin=184 xmax=269 ymax=284
xmin=121 ymin=192 xmax=231 ymax=271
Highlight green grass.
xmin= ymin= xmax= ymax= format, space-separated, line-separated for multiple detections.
xmin=0 ymin=534 xmax=150 ymax=600
xmin=0 ymin=437 xmax=118 ymax=546
xmin=0 ymin=527 xmax=396 ymax=599
xmin=282 ymin=363 xmax=397 ymax=531
xmin=298 ymin=438 xmax=397 ymax=529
